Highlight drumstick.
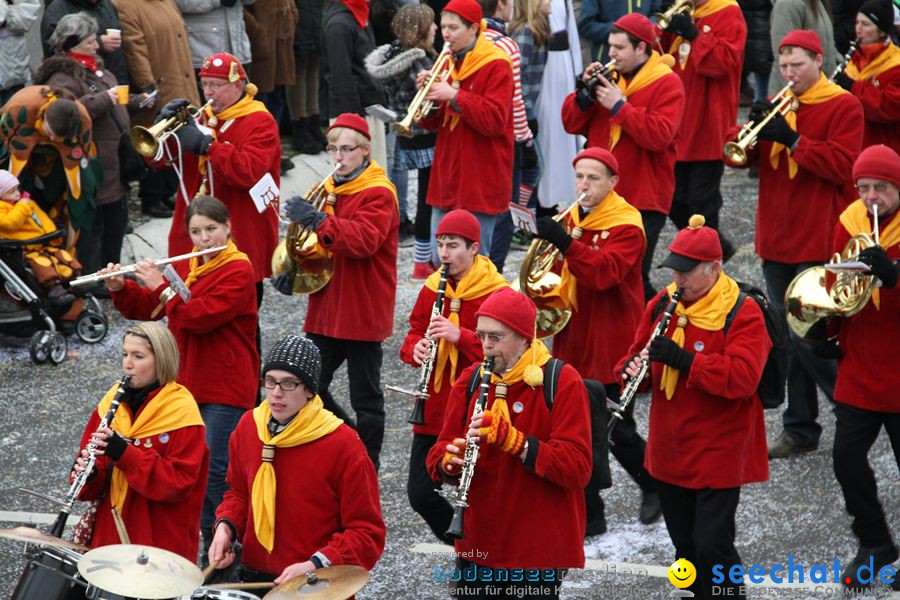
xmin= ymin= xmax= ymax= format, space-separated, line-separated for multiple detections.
xmin=207 ymin=581 xmax=276 ymax=591
xmin=110 ymin=507 xmax=130 ymax=544
xmin=201 ymin=560 xmax=220 ymax=581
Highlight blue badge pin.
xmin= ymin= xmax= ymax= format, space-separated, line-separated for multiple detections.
xmin=513 ymin=401 xmax=524 ymax=414
xmin=694 ymin=341 xmax=705 ymax=352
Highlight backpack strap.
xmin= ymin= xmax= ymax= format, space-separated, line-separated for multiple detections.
xmin=542 ymin=358 xmax=565 ymax=411
xmin=723 ymin=291 xmax=748 ymax=335
xmin=466 ymin=364 xmax=483 ymax=399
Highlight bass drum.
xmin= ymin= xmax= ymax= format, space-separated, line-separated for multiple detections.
xmin=181 ymin=588 xmax=261 ymax=599
xmin=11 ymin=546 xmax=87 ymax=600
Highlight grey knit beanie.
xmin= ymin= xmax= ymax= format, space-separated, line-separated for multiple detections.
xmin=262 ymin=335 xmax=321 ymax=394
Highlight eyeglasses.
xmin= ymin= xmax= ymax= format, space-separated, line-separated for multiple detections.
xmin=261 ymin=377 xmax=303 ymax=391
xmin=325 ymin=145 xmax=360 ymax=156
xmin=855 ymin=182 xmax=891 ymax=195
xmin=474 ymin=331 xmax=506 ymax=343
xmin=200 ymin=80 xmax=230 ymax=91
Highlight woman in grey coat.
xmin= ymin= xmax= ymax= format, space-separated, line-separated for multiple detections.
xmin=768 ymin=0 xmax=838 ymax=94
xmin=174 ymin=0 xmax=252 ymax=69
xmin=0 ymin=0 xmax=42 ymax=106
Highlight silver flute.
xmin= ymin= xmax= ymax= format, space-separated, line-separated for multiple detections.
xmin=442 ymin=356 xmax=496 ymax=540
xmin=68 ymin=246 xmax=227 ymax=287
xmin=50 ymin=374 xmax=130 ymax=537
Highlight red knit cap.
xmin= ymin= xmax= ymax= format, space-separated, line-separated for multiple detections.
xmin=613 ymin=13 xmax=656 ymax=46
xmin=573 ymin=147 xmax=619 ymax=176
xmin=779 ymin=30 xmax=823 ymax=56
xmin=437 ymin=209 xmax=481 ymax=243
xmin=660 ymin=215 xmax=722 ymax=271
xmin=199 ymin=53 xmax=247 ymax=82
xmin=443 ymin=0 xmax=483 ymax=25
xmin=475 ymin=288 xmax=536 ymax=341
xmin=328 ymin=113 xmax=370 ymax=140
xmin=853 ymin=144 xmax=900 ymax=188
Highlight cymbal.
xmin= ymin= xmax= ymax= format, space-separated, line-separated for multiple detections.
xmin=0 ymin=526 xmax=89 ymax=552
xmin=77 ymin=544 xmax=203 ymax=599
xmin=263 ymin=565 xmax=369 ymax=600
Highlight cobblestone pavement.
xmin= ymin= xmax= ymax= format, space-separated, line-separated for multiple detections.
xmin=0 ymin=146 xmax=897 ymax=599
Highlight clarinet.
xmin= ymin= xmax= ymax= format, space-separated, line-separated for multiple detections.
xmin=443 ymin=356 xmax=496 ymax=540
xmin=830 ymin=39 xmax=859 ymax=81
xmin=408 ymin=263 xmax=450 ymax=425
xmin=607 ymin=288 xmax=683 ymax=440
xmin=50 ymin=374 xmax=131 ymax=537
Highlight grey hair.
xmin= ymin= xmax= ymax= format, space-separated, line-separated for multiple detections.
xmin=49 ymin=13 xmax=99 ymax=51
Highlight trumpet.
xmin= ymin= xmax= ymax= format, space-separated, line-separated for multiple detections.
xmin=394 ymin=48 xmax=454 ymax=137
xmin=723 ymin=81 xmax=795 ymax=165
xmin=67 ymin=246 xmax=227 ymax=287
xmin=130 ymin=100 xmax=213 ymax=158
xmin=584 ymin=60 xmax=618 ymax=92
xmin=50 ymin=375 xmax=130 ymax=537
xmin=270 ymin=165 xmax=340 ymax=295
xmin=829 ymin=39 xmax=859 ymax=82
xmin=656 ymin=0 xmax=694 ymax=29
xmin=441 ymin=357 xmax=496 ymax=540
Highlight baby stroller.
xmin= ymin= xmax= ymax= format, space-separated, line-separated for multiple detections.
xmin=0 ymin=229 xmax=108 ymax=364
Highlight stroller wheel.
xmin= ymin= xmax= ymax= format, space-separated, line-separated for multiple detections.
xmin=76 ymin=311 xmax=108 ymax=344
xmin=29 ymin=331 xmax=49 ymax=364
xmin=48 ymin=333 xmax=67 ymax=365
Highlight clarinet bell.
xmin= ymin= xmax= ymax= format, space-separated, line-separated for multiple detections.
xmin=445 ymin=505 xmax=465 ymax=540
xmin=407 ymin=396 xmax=426 ymax=426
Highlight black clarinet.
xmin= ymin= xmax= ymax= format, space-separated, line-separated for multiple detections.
xmin=829 ymin=39 xmax=860 ymax=82
xmin=408 ymin=263 xmax=450 ymax=425
xmin=608 ymin=288 xmax=683 ymax=440
xmin=443 ymin=356 xmax=496 ymax=540
xmin=50 ymin=374 xmax=131 ymax=537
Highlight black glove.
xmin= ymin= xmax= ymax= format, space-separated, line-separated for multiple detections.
xmin=748 ymin=99 xmax=773 ymax=124
xmin=527 ymin=118 xmax=539 ymax=138
xmin=536 ymin=216 xmax=573 ymax=252
xmin=105 ymin=432 xmax=128 ymax=461
xmin=522 ymin=142 xmax=538 ymax=171
xmin=285 ymin=195 xmax=328 ymax=229
xmin=666 ymin=12 xmax=698 ymax=41
xmin=221 ymin=0 xmax=238 ymax=6
xmin=175 ymin=121 xmax=212 ymax=155
xmin=620 ymin=354 xmax=642 ymax=380
xmin=833 ymin=71 xmax=855 ymax=91
xmin=858 ymin=246 xmax=899 ymax=289
xmin=757 ymin=111 xmax=799 ymax=147
xmin=811 ymin=339 xmax=843 ymax=359
xmin=648 ymin=336 xmax=694 ymax=372
xmin=155 ymin=98 xmax=192 ymax=123
xmin=272 ymin=271 xmax=296 ymax=296
xmin=659 ymin=0 xmax=675 ymax=12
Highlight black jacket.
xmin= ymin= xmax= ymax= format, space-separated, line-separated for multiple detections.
xmin=740 ymin=0 xmax=774 ymax=73
xmin=294 ymin=0 xmax=324 ymax=57
xmin=320 ymin=0 xmax=385 ymax=118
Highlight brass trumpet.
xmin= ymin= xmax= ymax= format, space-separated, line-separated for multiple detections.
xmin=270 ymin=166 xmax=339 ymax=295
xmin=394 ymin=48 xmax=454 ymax=138
xmin=130 ymin=100 xmax=213 ymax=158
xmin=656 ymin=0 xmax=694 ymax=29
xmin=723 ymin=81 xmax=795 ymax=165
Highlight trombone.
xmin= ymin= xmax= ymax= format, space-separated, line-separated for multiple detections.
xmin=723 ymin=81 xmax=795 ymax=165
xmin=130 ymin=100 xmax=213 ymax=158
xmin=394 ymin=48 xmax=454 ymax=137
xmin=656 ymin=0 xmax=694 ymax=29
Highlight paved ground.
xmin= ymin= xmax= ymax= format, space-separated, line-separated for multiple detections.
xmin=0 ymin=142 xmax=897 ymax=600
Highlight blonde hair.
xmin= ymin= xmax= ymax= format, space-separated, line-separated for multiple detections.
xmin=509 ymin=0 xmax=551 ymax=47
xmin=326 ymin=127 xmax=370 ymax=149
xmin=124 ymin=322 xmax=179 ymax=385
xmin=392 ymin=4 xmax=436 ymax=52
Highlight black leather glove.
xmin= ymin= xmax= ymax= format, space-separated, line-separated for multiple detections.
xmin=858 ymin=246 xmax=899 ymax=289
xmin=811 ymin=339 xmax=843 ymax=359
xmin=758 ymin=111 xmax=799 ymax=147
xmin=155 ymin=98 xmax=192 ymax=123
xmin=833 ymin=71 xmax=855 ymax=91
xmin=285 ymin=195 xmax=328 ymax=229
xmin=666 ymin=12 xmax=698 ymax=41
xmin=536 ymin=216 xmax=573 ymax=252
xmin=527 ymin=118 xmax=539 ymax=138
xmin=649 ymin=336 xmax=694 ymax=372
xmin=175 ymin=121 xmax=213 ymax=155
xmin=221 ymin=0 xmax=238 ymax=6
xmin=272 ymin=271 xmax=296 ymax=296
xmin=105 ymin=432 xmax=128 ymax=461
xmin=522 ymin=142 xmax=538 ymax=171
xmin=748 ymin=99 xmax=772 ymax=124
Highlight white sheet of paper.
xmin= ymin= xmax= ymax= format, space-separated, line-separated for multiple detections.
xmin=249 ymin=172 xmax=280 ymax=214
xmin=365 ymin=104 xmax=399 ymax=123
xmin=162 ymin=264 xmax=191 ymax=302
xmin=510 ymin=203 xmax=537 ymax=234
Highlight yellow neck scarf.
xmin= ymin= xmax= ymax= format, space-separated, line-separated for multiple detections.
xmin=424 ymin=255 xmax=509 ymax=392
xmin=660 ymin=274 xmax=740 ymax=398
xmin=250 ymin=397 xmax=343 ymax=552
xmin=553 ymin=192 xmax=645 ymax=310
xmin=323 ymin=160 xmax=398 ymax=205
xmin=839 ymin=200 xmax=900 ymax=310
xmin=610 ymin=52 xmax=673 ymax=149
xmin=197 ymin=93 xmax=269 ymax=179
xmin=98 ymin=382 xmax=204 ymax=514
xmin=668 ymin=0 xmax=739 ymax=69
xmin=770 ymin=73 xmax=847 ymax=179
xmin=474 ymin=341 xmax=552 ymax=422
xmin=184 ymin=239 xmax=250 ymax=288
xmin=442 ymin=27 xmax=511 ymax=131
xmin=845 ymin=43 xmax=900 ymax=82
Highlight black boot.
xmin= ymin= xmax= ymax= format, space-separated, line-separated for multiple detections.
xmin=307 ymin=115 xmax=328 ymax=149
xmin=292 ymin=119 xmax=322 ymax=155
xmin=585 ymin=490 xmax=607 ymax=537
xmin=841 ymin=543 xmax=899 ymax=592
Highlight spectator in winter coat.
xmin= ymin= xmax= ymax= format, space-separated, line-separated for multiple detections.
xmin=0 ymin=0 xmax=42 ymax=106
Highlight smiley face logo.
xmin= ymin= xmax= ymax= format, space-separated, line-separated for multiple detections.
xmin=668 ymin=558 xmax=696 ymax=588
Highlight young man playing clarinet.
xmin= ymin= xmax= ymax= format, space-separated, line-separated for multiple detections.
xmin=400 ymin=210 xmax=508 ymax=544
xmin=427 ymin=287 xmax=591 ymax=600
